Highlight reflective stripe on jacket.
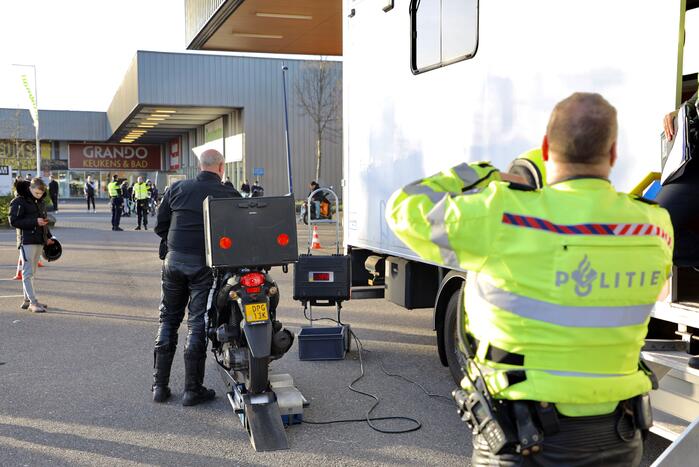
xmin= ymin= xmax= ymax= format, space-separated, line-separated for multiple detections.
xmin=386 ymin=162 xmax=673 ymax=414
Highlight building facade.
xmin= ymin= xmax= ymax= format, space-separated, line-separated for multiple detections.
xmin=0 ymin=51 xmax=342 ymax=199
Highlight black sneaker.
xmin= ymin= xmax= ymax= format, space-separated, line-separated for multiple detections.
xmin=114 ymin=227 xmax=124 ymax=231
xmin=20 ymin=300 xmax=30 ymax=310
xmin=134 ymin=226 xmax=141 ymax=230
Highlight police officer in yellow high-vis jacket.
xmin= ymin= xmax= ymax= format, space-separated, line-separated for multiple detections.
xmin=107 ymin=174 xmax=123 ymax=231
xmin=386 ymin=93 xmax=673 ymax=466
xmin=132 ymin=176 xmax=150 ymax=230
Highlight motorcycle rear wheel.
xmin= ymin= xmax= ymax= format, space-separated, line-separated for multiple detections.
xmin=247 ymin=356 xmax=269 ymax=394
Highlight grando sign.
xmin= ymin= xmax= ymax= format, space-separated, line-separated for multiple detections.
xmin=69 ymin=143 xmax=162 ymax=171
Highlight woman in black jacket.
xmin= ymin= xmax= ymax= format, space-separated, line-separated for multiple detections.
xmin=9 ymin=178 xmax=54 ymax=313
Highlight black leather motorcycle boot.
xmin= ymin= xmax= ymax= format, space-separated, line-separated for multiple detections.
xmin=182 ymin=354 xmax=216 ymax=406
xmin=152 ymin=347 xmax=176 ymax=403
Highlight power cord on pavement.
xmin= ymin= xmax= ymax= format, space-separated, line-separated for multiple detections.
xmin=300 ymin=309 xmax=451 ymax=433
xmin=372 ymin=350 xmax=453 ymax=405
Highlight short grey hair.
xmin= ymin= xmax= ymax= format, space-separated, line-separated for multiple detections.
xmin=547 ymin=92 xmax=617 ymax=164
xmin=199 ymin=149 xmax=224 ymax=168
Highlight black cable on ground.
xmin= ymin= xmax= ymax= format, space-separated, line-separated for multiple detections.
xmin=371 ymin=350 xmax=453 ymax=405
xmin=300 ymin=308 xmax=450 ymax=433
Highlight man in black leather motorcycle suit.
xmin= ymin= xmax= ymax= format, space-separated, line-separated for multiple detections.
xmin=152 ymin=149 xmax=240 ymax=405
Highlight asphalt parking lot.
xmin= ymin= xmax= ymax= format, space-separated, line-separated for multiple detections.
xmin=0 ymin=201 xmax=669 ymax=466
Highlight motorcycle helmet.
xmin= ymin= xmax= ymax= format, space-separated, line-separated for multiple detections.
xmin=43 ymin=238 xmax=63 ymax=262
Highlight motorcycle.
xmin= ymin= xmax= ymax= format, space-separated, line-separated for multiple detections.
xmin=207 ymin=267 xmax=294 ymax=394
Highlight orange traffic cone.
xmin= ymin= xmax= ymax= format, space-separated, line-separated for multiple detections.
xmin=311 ymin=226 xmax=322 ymax=250
xmin=38 ymin=261 xmax=45 ymax=268
xmin=12 ymin=258 xmax=22 ymax=280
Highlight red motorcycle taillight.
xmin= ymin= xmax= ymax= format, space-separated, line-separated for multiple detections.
xmin=246 ymin=286 xmax=262 ymax=294
xmin=240 ymin=272 xmax=265 ymax=287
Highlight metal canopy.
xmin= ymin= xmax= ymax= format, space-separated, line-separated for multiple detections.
xmin=111 ymin=105 xmax=234 ymax=144
xmin=189 ymin=0 xmax=341 ymax=56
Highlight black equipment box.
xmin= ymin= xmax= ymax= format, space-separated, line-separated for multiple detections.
xmin=293 ymin=254 xmax=351 ymax=302
xmin=385 ymin=256 xmax=439 ymax=309
xmin=204 ymin=196 xmax=298 ymax=268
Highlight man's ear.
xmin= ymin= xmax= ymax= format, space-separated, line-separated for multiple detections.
xmin=542 ymin=136 xmax=549 ymax=162
xmin=609 ymin=141 xmax=617 ymax=167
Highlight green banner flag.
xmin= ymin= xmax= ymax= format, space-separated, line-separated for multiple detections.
xmin=20 ymin=74 xmax=39 ymax=129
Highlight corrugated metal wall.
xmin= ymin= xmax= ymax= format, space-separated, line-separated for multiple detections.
xmin=0 ymin=109 xmax=107 ymax=141
xmin=106 ymin=56 xmax=140 ymax=136
xmin=137 ymin=51 xmax=343 ymax=198
xmin=185 ymin=0 xmax=227 ymax=47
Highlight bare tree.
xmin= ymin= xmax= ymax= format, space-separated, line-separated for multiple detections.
xmin=294 ymin=58 xmax=341 ymax=182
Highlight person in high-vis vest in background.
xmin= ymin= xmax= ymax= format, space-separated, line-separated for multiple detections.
xmin=132 ymin=176 xmax=150 ymax=230
xmin=386 ymin=93 xmax=673 ymax=466
xmin=107 ymin=174 xmax=123 ymax=231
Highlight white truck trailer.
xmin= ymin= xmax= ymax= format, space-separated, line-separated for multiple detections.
xmin=343 ymin=0 xmax=699 ymax=459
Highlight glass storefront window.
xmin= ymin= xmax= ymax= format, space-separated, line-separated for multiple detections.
xmin=69 ymin=171 xmax=85 ymax=198
xmin=42 ymin=170 xmax=161 ymax=198
xmin=54 ymin=171 xmax=69 ymax=199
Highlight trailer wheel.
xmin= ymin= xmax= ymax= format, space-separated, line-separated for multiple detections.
xmin=444 ymin=291 xmax=468 ymax=385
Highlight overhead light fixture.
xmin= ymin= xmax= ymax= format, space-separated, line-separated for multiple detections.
xmin=154 ymin=109 xmax=177 ymax=113
xmin=138 ymin=123 xmax=157 ymax=128
xmin=147 ymin=117 xmax=167 ymax=121
xmin=256 ymin=12 xmax=312 ymax=20
xmin=232 ymin=32 xmax=283 ymax=39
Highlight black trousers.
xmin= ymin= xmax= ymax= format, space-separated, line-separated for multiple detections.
xmin=86 ymin=194 xmax=95 ymax=211
xmin=656 ymin=179 xmax=699 ymax=267
xmin=50 ymin=194 xmax=58 ymax=211
xmin=154 ymin=252 xmax=213 ymax=357
xmin=136 ymin=200 xmax=149 ymax=227
xmin=110 ymin=198 xmax=123 ymax=228
xmin=472 ymin=406 xmax=642 ymax=467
